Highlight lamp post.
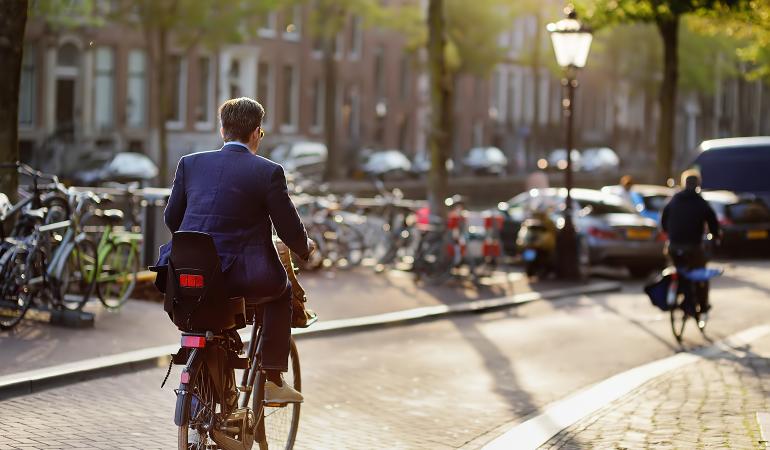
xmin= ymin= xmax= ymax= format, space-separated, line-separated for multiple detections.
xmin=547 ymin=4 xmax=593 ymax=279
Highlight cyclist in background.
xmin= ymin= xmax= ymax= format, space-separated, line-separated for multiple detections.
xmin=660 ymin=170 xmax=720 ymax=320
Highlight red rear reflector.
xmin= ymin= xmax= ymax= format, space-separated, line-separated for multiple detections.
xmin=181 ymin=335 xmax=206 ymax=348
xmin=179 ymin=274 xmax=204 ymax=288
xmin=180 ymin=371 xmax=191 ymax=384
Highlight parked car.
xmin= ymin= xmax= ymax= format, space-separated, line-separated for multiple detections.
xmin=412 ymin=152 xmax=455 ymax=176
xmin=581 ymin=147 xmax=620 ymax=172
xmin=270 ymin=141 xmax=328 ymax=179
xmin=546 ymin=148 xmax=582 ymax=171
xmin=601 ymin=184 xmax=674 ymax=224
xmin=72 ymin=151 xmax=158 ymax=185
xmin=689 ymin=136 xmax=770 ymax=207
xmin=499 ymin=188 xmax=666 ymax=277
xmin=702 ymin=190 xmax=770 ymax=255
xmin=462 ymin=147 xmax=508 ymax=176
xmin=361 ymin=149 xmax=412 ymax=180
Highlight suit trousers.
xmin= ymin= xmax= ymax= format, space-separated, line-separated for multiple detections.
xmin=256 ymin=282 xmax=293 ymax=372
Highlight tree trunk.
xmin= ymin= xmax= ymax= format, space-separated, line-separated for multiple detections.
xmin=0 ymin=0 xmax=28 ymax=201
xmin=656 ymin=16 xmax=679 ymax=183
xmin=427 ymin=0 xmax=451 ymax=220
xmin=322 ymin=27 xmax=339 ymax=182
xmin=144 ymin=24 xmax=170 ymax=186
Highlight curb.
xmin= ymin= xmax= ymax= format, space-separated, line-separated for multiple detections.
xmin=0 ymin=281 xmax=621 ymax=401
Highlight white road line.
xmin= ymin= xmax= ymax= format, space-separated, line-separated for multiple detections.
xmin=482 ymin=323 xmax=770 ymax=450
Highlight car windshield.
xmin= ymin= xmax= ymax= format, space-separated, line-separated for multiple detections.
xmin=726 ymin=199 xmax=770 ymax=223
xmin=642 ymin=195 xmax=670 ymax=212
xmin=695 ymin=146 xmax=770 ymax=193
xmin=576 ymin=198 xmax=636 ymax=215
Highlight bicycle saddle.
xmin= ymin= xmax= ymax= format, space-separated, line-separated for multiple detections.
xmin=23 ymin=208 xmax=46 ymax=221
xmin=93 ymin=208 xmax=124 ymax=224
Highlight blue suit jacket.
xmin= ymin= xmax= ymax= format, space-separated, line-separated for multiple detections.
xmin=157 ymin=143 xmax=309 ymax=298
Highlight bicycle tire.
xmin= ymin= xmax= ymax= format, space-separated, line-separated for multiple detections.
xmin=96 ymin=242 xmax=139 ymax=309
xmin=55 ymin=238 xmax=97 ymax=311
xmin=670 ymin=295 xmax=687 ymax=343
xmin=177 ymin=364 xmax=217 ymax=450
xmin=0 ymin=249 xmax=33 ymax=330
xmin=255 ymin=337 xmax=301 ymax=450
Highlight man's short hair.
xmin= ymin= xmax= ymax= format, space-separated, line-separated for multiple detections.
xmin=219 ymin=97 xmax=265 ymax=143
xmin=681 ymin=169 xmax=701 ymax=190
xmin=620 ymin=175 xmax=634 ymax=189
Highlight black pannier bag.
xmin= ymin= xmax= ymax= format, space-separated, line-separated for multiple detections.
xmin=161 ymin=231 xmax=246 ymax=332
xmin=644 ymin=272 xmax=675 ymax=311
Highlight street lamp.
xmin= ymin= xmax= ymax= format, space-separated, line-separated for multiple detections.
xmin=547 ymin=4 xmax=593 ymax=279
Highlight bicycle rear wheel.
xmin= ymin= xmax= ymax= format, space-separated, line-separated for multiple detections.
xmin=0 ymin=249 xmax=33 ymax=330
xmin=97 ymin=242 xmax=139 ymax=309
xmin=56 ymin=238 xmax=97 ymax=311
xmin=670 ymin=296 xmax=688 ymax=343
xmin=178 ymin=365 xmax=217 ymax=450
xmin=255 ymin=337 xmax=301 ymax=450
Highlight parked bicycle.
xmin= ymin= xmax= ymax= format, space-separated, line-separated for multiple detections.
xmin=81 ymin=203 xmax=142 ymax=310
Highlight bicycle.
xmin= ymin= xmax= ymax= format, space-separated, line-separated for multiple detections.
xmin=81 ymin=206 xmax=142 ymax=310
xmin=155 ymin=231 xmax=303 ymax=450
xmin=667 ymin=266 xmax=723 ymax=343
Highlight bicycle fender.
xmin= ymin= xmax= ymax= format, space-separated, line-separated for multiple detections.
xmin=174 ymin=348 xmax=203 ymax=427
xmin=47 ymin=240 xmax=75 ymax=280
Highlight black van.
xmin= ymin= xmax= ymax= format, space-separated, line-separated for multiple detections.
xmin=691 ymin=137 xmax=770 ymax=207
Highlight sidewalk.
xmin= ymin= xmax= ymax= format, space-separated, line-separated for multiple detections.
xmin=539 ymin=330 xmax=770 ymax=449
xmin=0 ymin=266 xmax=574 ymax=376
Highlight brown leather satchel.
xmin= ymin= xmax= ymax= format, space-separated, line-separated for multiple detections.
xmin=274 ymin=239 xmax=318 ymax=328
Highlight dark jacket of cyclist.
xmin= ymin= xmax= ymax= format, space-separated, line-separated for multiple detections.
xmin=661 ymin=187 xmax=719 ymax=247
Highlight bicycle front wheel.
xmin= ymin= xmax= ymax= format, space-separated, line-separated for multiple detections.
xmin=255 ymin=337 xmax=301 ymax=450
xmin=96 ymin=242 xmax=139 ymax=309
xmin=56 ymin=238 xmax=97 ymax=311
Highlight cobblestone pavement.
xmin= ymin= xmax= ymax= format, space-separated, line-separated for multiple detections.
xmin=540 ymin=334 xmax=770 ymax=450
xmin=1 ymin=261 xmax=770 ymax=449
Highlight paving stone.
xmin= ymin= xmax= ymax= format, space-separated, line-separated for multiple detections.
xmin=539 ymin=332 xmax=770 ymax=449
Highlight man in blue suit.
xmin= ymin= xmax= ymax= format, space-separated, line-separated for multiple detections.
xmin=158 ymin=97 xmax=311 ymax=405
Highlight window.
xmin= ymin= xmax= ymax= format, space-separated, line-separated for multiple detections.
xmin=282 ymin=6 xmax=301 ymax=40
xmin=349 ymin=15 xmax=362 ymax=59
xmin=347 ymin=87 xmax=360 ymax=138
xmin=94 ymin=47 xmax=115 ymax=130
xmin=257 ymin=62 xmax=272 ymax=129
xmin=281 ymin=65 xmax=298 ymax=129
xmin=126 ymin=49 xmax=146 ymax=127
xmin=195 ymin=55 xmax=213 ymax=126
xmin=373 ymin=46 xmax=385 ymax=99
xmin=311 ymin=77 xmax=324 ymax=130
xmin=165 ymin=55 xmax=186 ymax=127
xmin=228 ymin=59 xmax=241 ymax=99
xmin=399 ymin=55 xmax=410 ymax=100
xmin=259 ymin=11 xmax=277 ymax=38
xmin=19 ymin=45 xmax=36 ymax=127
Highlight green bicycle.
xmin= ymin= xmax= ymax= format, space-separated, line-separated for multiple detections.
xmin=81 ymin=208 xmax=142 ymax=310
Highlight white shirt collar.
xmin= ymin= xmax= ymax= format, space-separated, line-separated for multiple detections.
xmin=223 ymin=141 xmax=250 ymax=151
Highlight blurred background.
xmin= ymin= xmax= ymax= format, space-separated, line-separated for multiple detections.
xmin=6 ymin=0 xmax=768 ymax=189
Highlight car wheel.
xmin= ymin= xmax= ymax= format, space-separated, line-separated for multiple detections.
xmin=628 ymin=266 xmax=653 ymax=279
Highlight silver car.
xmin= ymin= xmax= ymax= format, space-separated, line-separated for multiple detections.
xmin=504 ymin=188 xmax=666 ymax=277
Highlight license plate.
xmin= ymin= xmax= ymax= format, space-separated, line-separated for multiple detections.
xmin=747 ymin=229 xmax=769 ymax=239
xmin=522 ymin=249 xmax=537 ymax=262
xmin=626 ymin=228 xmax=653 ymax=240
xmin=467 ymin=240 xmax=484 ymax=258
